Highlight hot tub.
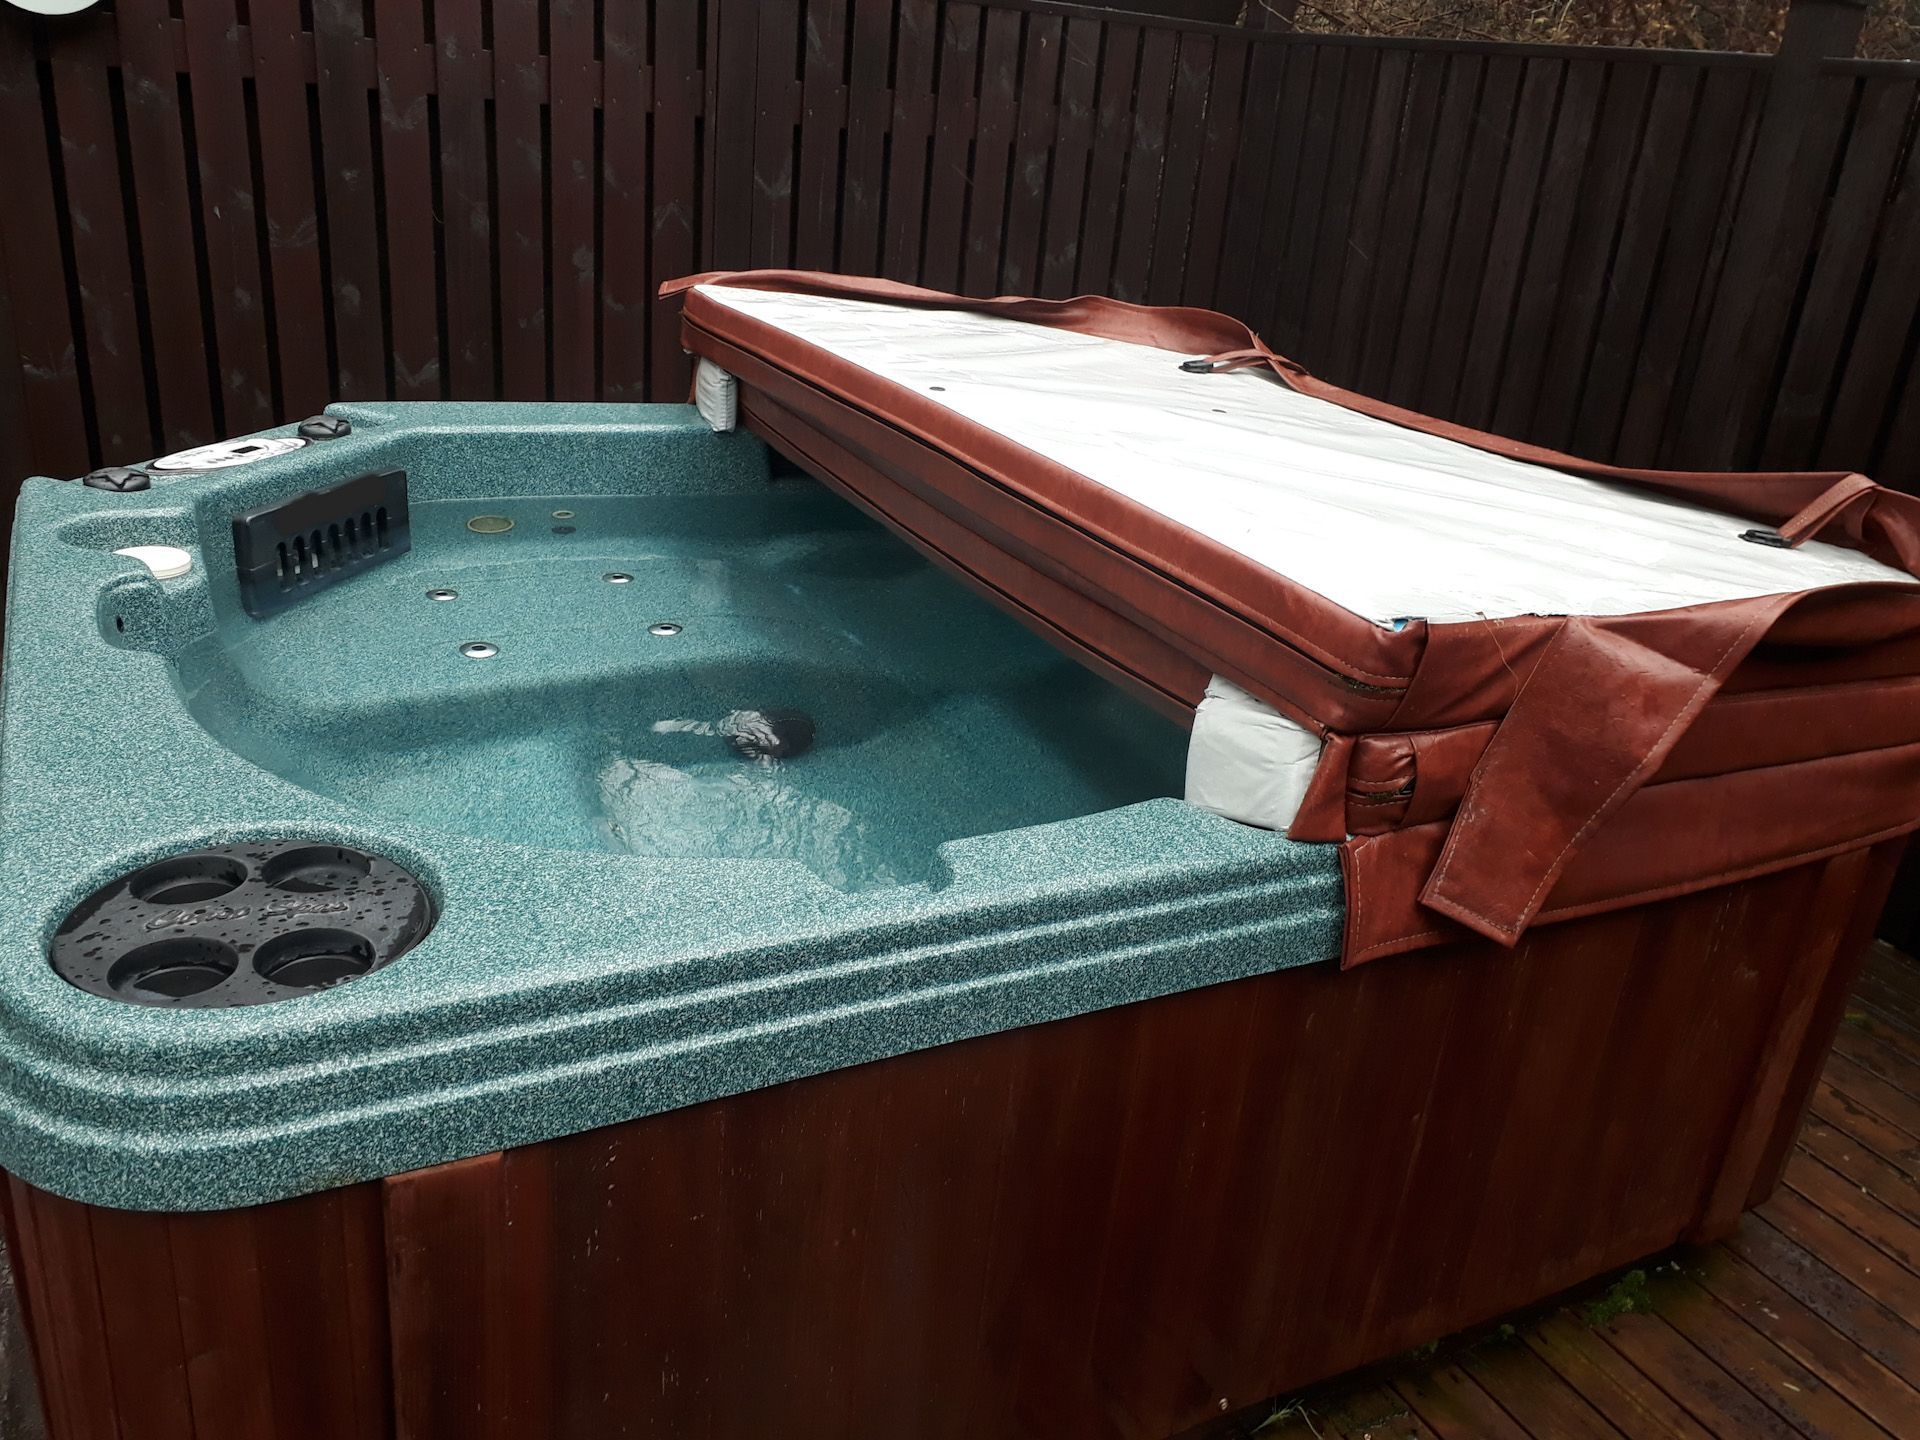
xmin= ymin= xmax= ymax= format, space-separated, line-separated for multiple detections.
xmin=0 ymin=402 xmax=1902 ymax=1440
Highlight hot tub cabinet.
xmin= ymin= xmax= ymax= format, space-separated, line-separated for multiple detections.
xmin=0 ymin=400 xmax=1909 ymax=1439
xmin=1 ymin=847 xmax=1900 ymax=1440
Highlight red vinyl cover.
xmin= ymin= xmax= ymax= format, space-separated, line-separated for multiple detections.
xmin=664 ymin=270 xmax=1920 ymax=964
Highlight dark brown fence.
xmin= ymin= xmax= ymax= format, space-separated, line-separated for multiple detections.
xmin=2 ymin=0 xmax=1918 ymax=496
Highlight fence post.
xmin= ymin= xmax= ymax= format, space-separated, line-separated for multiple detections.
xmin=1669 ymin=0 xmax=1865 ymax=469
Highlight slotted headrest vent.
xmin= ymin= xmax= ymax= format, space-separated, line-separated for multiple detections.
xmin=232 ymin=469 xmax=410 ymax=617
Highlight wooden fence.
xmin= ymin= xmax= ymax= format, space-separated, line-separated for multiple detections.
xmin=1 ymin=0 xmax=1918 ymax=497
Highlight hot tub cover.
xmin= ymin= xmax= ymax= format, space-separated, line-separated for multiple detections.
xmin=667 ymin=270 xmax=1920 ymax=963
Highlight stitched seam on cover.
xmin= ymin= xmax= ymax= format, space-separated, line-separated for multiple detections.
xmin=1426 ymin=608 xmax=1779 ymax=933
xmin=1353 ymin=926 xmax=1454 ymax=960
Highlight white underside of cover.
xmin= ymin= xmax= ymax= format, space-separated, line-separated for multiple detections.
xmin=701 ymin=285 xmax=1906 ymax=626
xmin=695 ymin=357 xmax=738 ymax=432
xmin=1185 ymin=677 xmax=1322 ymax=832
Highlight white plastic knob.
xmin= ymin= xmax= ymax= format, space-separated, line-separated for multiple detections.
xmin=114 ymin=545 xmax=194 ymax=581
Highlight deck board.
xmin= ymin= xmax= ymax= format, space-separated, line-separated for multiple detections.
xmin=1198 ymin=942 xmax=1920 ymax=1440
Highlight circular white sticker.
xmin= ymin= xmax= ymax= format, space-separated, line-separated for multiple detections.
xmin=149 ymin=436 xmax=309 ymax=471
xmin=4 ymin=0 xmax=100 ymax=13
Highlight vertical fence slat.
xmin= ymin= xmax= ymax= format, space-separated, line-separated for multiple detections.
xmin=50 ymin=21 xmax=152 ymax=460
xmin=1354 ymin=48 xmax=1446 ymax=396
xmin=924 ymin=4 xmax=983 ymax=292
xmin=652 ymin=5 xmax=702 ymax=398
xmin=115 ymin=0 xmax=217 ymax=450
xmin=180 ymin=0 xmax=276 ymax=432
xmin=1524 ymin=61 xmax=1653 ymax=451
xmin=373 ymin=0 xmax=443 ymax=401
xmin=550 ymin=0 xmax=599 ymax=399
xmin=1570 ymin=65 xmax=1702 ymax=458
xmin=1003 ymin=14 xmax=1064 ymax=295
xmin=1452 ymin=57 xmax=1563 ymax=430
xmin=1616 ymin=67 xmax=1766 ymax=466
xmin=1300 ymin=47 xmax=1381 ymax=365
xmin=1322 ymin=48 xmax=1409 ymax=382
xmin=795 ymin=0 xmax=851 ymax=272
xmin=1270 ymin=45 xmax=1349 ymax=351
xmin=434 ymin=0 xmax=497 ymax=400
xmin=0 ymin=21 xmax=88 ymax=475
xmin=1073 ymin=21 xmax=1139 ymax=297
xmin=1759 ymin=76 xmax=1912 ymax=469
xmin=1820 ymin=109 xmax=1920 ymax=479
xmin=1144 ymin=31 xmax=1214 ymax=307
xmin=962 ymin=6 xmax=1021 ymax=296
xmin=1414 ymin=52 xmax=1523 ymax=418
xmin=0 ymin=199 xmax=21 ymax=485
xmin=250 ymin=0 xmax=332 ymax=422
xmin=707 ymin=0 xmax=760 ymax=273
xmin=839 ymin=0 xmax=894 ymax=278
xmin=312 ymin=0 xmax=388 ymax=403
xmin=748 ymin=0 xmax=800 ymax=271
xmin=880 ymin=0 xmax=937 ymax=283
xmin=1678 ymin=67 xmax=1856 ymax=467
xmin=493 ymin=0 xmax=548 ymax=399
xmin=1179 ymin=34 xmax=1250 ymax=310
xmin=1488 ymin=57 xmax=1604 ymax=437
xmin=1111 ymin=26 xmax=1177 ymax=303
xmin=602 ymin=0 xmax=654 ymax=401
xmin=1211 ymin=39 xmax=1285 ymax=323
xmin=1384 ymin=53 xmax=1483 ymax=406
xmin=1243 ymin=44 xmax=1318 ymax=339
xmin=1038 ymin=16 xmax=1101 ymax=297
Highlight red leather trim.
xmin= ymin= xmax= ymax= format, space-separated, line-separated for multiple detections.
xmin=1287 ymin=733 xmax=1355 ymax=844
xmin=1348 ymin=673 xmax=1920 ymax=835
xmin=1343 ymin=743 xmax=1920 ymax=965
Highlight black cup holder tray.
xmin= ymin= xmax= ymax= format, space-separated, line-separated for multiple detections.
xmin=51 ymin=841 xmax=434 ymax=1007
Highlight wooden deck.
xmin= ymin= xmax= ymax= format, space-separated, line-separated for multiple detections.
xmin=1198 ymin=941 xmax=1920 ymax=1440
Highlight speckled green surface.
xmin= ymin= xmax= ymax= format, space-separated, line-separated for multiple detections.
xmin=0 ymin=403 xmax=1343 ymax=1212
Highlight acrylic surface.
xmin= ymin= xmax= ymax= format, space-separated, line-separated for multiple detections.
xmin=0 ymin=403 xmax=1342 ymax=1211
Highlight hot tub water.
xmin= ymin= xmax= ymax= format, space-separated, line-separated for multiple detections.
xmin=176 ymin=487 xmax=1190 ymax=891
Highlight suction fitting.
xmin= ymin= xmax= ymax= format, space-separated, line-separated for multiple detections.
xmin=723 ymin=708 xmax=817 ymax=760
xmin=297 ymin=415 xmax=352 ymax=440
xmin=51 ymin=841 xmax=433 ymax=1008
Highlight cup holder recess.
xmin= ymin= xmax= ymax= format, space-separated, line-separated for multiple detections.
xmin=126 ymin=854 xmax=249 ymax=906
xmin=51 ymin=841 xmax=433 ymax=1008
xmin=108 ymin=938 xmax=239 ymax=1001
xmin=252 ymin=929 xmax=377 ymax=988
xmin=261 ymin=845 xmax=373 ymax=893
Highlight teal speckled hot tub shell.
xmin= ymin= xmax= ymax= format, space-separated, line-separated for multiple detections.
xmin=0 ymin=402 xmax=1342 ymax=1211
